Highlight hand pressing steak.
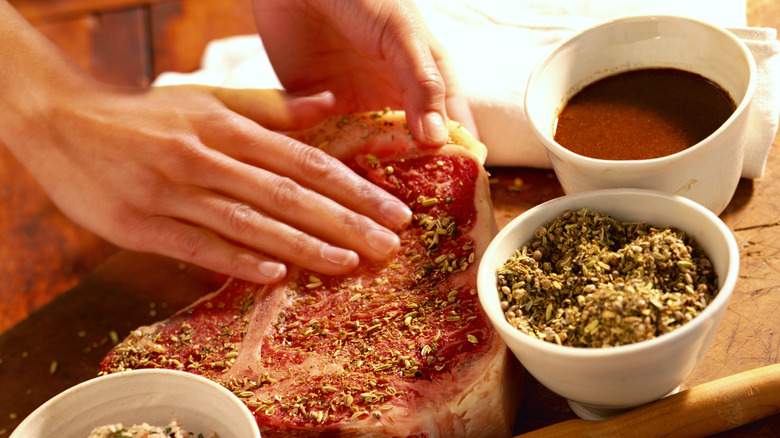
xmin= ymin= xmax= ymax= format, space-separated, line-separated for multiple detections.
xmin=100 ymin=111 xmax=521 ymax=437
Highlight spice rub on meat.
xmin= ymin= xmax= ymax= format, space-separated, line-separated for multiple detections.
xmin=100 ymin=111 xmax=521 ymax=437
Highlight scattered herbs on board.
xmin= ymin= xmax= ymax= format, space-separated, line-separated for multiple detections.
xmin=496 ymin=208 xmax=719 ymax=348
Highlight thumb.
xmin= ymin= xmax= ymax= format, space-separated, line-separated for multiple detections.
xmin=190 ymin=85 xmax=337 ymax=131
xmin=376 ymin=2 xmax=450 ymax=146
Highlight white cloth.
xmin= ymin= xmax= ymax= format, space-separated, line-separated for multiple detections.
xmin=154 ymin=0 xmax=780 ymax=178
xmin=729 ymin=27 xmax=780 ymax=177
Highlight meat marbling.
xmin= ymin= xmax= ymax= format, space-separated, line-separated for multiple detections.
xmin=100 ymin=111 xmax=521 ymax=437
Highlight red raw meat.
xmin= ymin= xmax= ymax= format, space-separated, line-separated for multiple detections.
xmin=101 ymin=111 xmax=521 ymax=437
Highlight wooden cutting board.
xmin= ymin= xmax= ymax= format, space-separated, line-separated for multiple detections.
xmin=0 ymin=251 xmax=224 ymax=434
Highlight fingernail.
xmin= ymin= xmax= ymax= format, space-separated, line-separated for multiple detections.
xmin=366 ymin=229 xmax=400 ymax=258
xmin=322 ymin=245 xmax=359 ymax=267
xmin=380 ymin=200 xmax=412 ymax=228
xmin=424 ymin=111 xmax=449 ymax=144
xmin=311 ymin=90 xmax=336 ymax=104
xmin=259 ymin=261 xmax=286 ymax=280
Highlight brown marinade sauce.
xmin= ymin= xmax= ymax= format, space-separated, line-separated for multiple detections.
xmin=553 ymin=68 xmax=736 ymax=160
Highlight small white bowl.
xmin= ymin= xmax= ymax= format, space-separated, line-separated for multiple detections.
xmin=524 ymin=15 xmax=757 ymax=215
xmin=477 ymin=189 xmax=739 ymax=420
xmin=11 ymin=369 xmax=261 ymax=438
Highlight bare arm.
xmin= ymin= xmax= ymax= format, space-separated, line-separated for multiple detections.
xmin=0 ymin=1 xmax=412 ymax=284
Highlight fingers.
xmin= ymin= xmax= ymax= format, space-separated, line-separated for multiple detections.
xmin=406 ymin=26 xmax=480 ymax=144
xmin=196 ymin=119 xmax=412 ymax=232
xmin=123 ymin=139 xmax=407 ymax=281
xmin=256 ymin=141 xmax=412 ymax=231
xmin=167 ymin=86 xmax=412 ymax=234
xmin=375 ymin=1 xmax=450 ymax=146
xmin=127 ymin=178 xmax=395 ymax=284
xmin=247 ymin=0 xmax=477 ymax=145
xmin=181 ymin=85 xmax=338 ymax=132
xmin=165 ymin=190 xmax=368 ymax=274
xmin=353 ymin=0 xmax=476 ymax=146
xmin=188 ymin=165 xmax=404 ymax=262
xmin=430 ymin=41 xmax=480 ymax=140
xmin=110 ymin=87 xmax=410 ymax=282
xmin=212 ymin=87 xmax=338 ymax=131
xmin=128 ymin=215 xmax=289 ymax=284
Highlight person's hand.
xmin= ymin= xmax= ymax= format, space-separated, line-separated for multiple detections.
xmin=5 ymin=82 xmax=416 ymax=284
xmin=252 ymin=0 xmax=479 ymax=145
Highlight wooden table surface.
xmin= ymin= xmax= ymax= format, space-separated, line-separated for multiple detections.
xmin=1 ymin=1 xmax=779 ymax=436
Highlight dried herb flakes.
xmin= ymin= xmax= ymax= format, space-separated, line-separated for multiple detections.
xmin=497 ymin=208 xmax=718 ymax=348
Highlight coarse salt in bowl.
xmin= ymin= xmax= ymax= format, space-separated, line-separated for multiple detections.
xmin=477 ymin=189 xmax=739 ymax=420
xmin=11 ymin=368 xmax=261 ymax=438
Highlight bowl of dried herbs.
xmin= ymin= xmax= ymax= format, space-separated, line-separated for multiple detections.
xmin=12 ymin=368 xmax=261 ymax=438
xmin=477 ymin=188 xmax=739 ymax=421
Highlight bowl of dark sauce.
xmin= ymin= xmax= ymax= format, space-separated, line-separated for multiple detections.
xmin=525 ymin=15 xmax=757 ymax=214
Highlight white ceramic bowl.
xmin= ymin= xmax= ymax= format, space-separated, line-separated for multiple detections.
xmin=11 ymin=369 xmax=261 ymax=438
xmin=477 ymin=189 xmax=739 ymax=420
xmin=525 ymin=15 xmax=757 ymax=215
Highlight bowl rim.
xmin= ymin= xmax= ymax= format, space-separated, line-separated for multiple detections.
xmin=477 ymin=188 xmax=740 ymax=358
xmin=524 ymin=14 xmax=758 ymax=168
xmin=12 ymin=368 xmax=262 ymax=438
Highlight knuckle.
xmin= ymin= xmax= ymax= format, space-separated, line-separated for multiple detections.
xmin=296 ymin=144 xmax=339 ymax=181
xmin=174 ymin=228 xmax=210 ymax=261
xmin=225 ymin=250 xmax=251 ymax=276
xmin=337 ymin=211 xmax=364 ymax=234
xmin=401 ymin=69 xmax=447 ymax=117
xmin=133 ymin=174 xmax=171 ymax=211
xmin=108 ymin=212 xmax=146 ymax=249
xmin=408 ymin=61 xmax=445 ymax=91
xmin=285 ymin=229 xmax=314 ymax=259
xmin=418 ymin=75 xmax=447 ymax=102
xmin=158 ymin=135 xmax=209 ymax=181
xmin=269 ymin=176 xmax=305 ymax=210
xmin=224 ymin=203 xmax=255 ymax=236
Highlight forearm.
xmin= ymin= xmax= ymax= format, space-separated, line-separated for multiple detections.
xmin=0 ymin=1 xmax=95 ymax=159
xmin=0 ymin=0 xmax=411 ymax=284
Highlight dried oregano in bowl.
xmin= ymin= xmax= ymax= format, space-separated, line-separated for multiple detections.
xmin=496 ymin=208 xmax=719 ymax=348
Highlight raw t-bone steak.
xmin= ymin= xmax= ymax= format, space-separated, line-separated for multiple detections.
xmin=100 ymin=111 xmax=520 ymax=437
